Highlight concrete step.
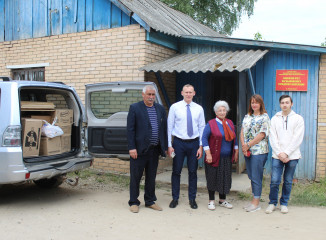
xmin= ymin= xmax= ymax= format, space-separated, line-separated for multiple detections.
xmin=156 ymin=167 xmax=251 ymax=193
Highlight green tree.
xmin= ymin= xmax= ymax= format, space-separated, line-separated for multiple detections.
xmin=254 ymin=32 xmax=262 ymax=40
xmin=321 ymin=38 xmax=326 ymax=47
xmin=160 ymin=0 xmax=257 ymax=35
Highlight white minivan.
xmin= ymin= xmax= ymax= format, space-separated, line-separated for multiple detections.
xmin=0 ymin=78 xmax=161 ymax=188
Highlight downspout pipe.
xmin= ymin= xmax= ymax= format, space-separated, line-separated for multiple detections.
xmin=246 ymin=69 xmax=256 ymax=95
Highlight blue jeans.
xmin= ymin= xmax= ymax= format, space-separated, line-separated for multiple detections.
xmin=269 ymin=158 xmax=298 ymax=206
xmin=245 ymin=153 xmax=268 ymax=199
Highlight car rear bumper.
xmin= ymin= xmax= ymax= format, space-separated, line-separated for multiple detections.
xmin=0 ymin=157 xmax=93 ymax=184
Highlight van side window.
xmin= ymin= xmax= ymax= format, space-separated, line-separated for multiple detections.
xmin=90 ymin=89 xmax=143 ymax=119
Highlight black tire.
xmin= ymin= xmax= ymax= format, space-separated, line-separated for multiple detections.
xmin=33 ymin=175 xmax=65 ymax=188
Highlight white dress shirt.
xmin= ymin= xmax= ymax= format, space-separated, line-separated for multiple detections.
xmin=168 ymin=100 xmax=205 ymax=147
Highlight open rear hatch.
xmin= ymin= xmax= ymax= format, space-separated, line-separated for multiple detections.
xmin=19 ymin=86 xmax=83 ymax=164
xmin=85 ymin=82 xmax=162 ymax=160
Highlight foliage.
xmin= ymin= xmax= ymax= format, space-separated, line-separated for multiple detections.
xmin=254 ymin=32 xmax=262 ymax=40
xmin=160 ymin=0 xmax=257 ymax=35
xmin=321 ymin=38 xmax=326 ymax=47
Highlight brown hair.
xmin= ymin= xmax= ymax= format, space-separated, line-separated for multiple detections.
xmin=248 ymin=94 xmax=267 ymax=115
xmin=279 ymin=94 xmax=293 ymax=103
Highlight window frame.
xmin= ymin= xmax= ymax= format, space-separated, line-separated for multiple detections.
xmin=12 ymin=67 xmax=45 ymax=81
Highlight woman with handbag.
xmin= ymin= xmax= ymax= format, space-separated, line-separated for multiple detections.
xmin=240 ymin=94 xmax=270 ymax=212
xmin=202 ymin=100 xmax=239 ymax=210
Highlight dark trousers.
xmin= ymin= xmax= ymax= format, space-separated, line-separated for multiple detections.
xmin=171 ymin=137 xmax=199 ymax=200
xmin=208 ymin=190 xmax=226 ymax=200
xmin=128 ymin=146 xmax=159 ymax=206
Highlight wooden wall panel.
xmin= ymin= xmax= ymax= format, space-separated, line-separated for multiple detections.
xmin=1 ymin=0 xmax=134 ymax=41
xmin=32 ymin=0 xmax=48 ymax=38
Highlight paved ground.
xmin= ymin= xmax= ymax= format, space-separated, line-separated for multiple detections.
xmin=156 ymin=167 xmax=251 ymax=192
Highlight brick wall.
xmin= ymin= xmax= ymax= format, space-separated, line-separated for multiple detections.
xmin=0 ymin=25 xmax=148 ymax=102
xmin=0 ymin=24 xmax=176 ymax=174
xmin=144 ymin=42 xmax=176 ymax=110
xmin=93 ymin=157 xmax=172 ymax=174
xmin=317 ymin=54 xmax=326 ymax=180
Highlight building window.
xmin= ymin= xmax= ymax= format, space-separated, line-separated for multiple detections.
xmin=12 ymin=68 xmax=45 ymax=81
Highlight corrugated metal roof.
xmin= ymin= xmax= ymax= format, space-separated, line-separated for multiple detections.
xmin=116 ymin=0 xmax=223 ymax=37
xmin=140 ymin=49 xmax=269 ymax=73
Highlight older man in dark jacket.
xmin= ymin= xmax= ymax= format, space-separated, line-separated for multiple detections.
xmin=127 ymin=85 xmax=167 ymax=213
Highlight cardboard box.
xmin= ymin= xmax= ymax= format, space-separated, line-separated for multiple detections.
xmin=30 ymin=114 xmax=53 ymax=123
xmin=39 ymin=137 xmax=61 ymax=156
xmin=21 ymin=101 xmax=55 ymax=111
xmin=30 ymin=111 xmax=73 ymax=134
xmin=58 ymin=125 xmax=72 ymax=135
xmin=60 ymin=134 xmax=71 ymax=153
xmin=54 ymin=109 xmax=73 ymax=126
xmin=22 ymin=118 xmax=43 ymax=157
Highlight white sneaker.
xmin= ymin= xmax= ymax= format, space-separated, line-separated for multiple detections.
xmin=246 ymin=204 xmax=261 ymax=212
xmin=208 ymin=201 xmax=215 ymax=210
xmin=219 ymin=201 xmax=233 ymax=209
xmin=281 ymin=205 xmax=288 ymax=214
xmin=265 ymin=204 xmax=276 ymax=214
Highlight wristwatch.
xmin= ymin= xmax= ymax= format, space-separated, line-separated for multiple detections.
xmin=247 ymin=143 xmax=250 ymax=148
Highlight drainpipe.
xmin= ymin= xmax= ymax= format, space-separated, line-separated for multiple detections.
xmin=246 ymin=69 xmax=256 ymax=95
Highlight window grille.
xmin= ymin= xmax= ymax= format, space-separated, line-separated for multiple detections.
xmin=12 ymin=68 xmax=45 ymax=81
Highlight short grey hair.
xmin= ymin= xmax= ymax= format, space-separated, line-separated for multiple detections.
xmin=142 ymin=85 xmax=156 ymax=93
xmin=213 ymin=100 xmax=230 ymax=113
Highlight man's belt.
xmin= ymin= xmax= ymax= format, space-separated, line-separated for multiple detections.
xmin=174 ymin=136 xmax=199 ymax=142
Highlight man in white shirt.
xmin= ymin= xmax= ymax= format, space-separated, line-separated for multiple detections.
xmin=266 ymin=95 xmax=304 ymax=214
xmin=167 ymin=84 xmax=205 ymax=209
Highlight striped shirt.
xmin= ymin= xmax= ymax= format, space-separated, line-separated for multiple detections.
xmin=147 ymin=105 xmax=159 ymax=145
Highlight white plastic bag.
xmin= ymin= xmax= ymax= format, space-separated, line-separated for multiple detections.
xmin=41 ymin=119 xmax=64 ymax=138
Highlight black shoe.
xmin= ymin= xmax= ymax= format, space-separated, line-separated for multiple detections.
xmin=169 ymin=199 xmax=178 ymax=208
xmin=189 ymin=199 xmax=198 ymax=209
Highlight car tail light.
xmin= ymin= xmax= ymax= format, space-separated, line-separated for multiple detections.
xmin=2 ymin=126 xmax=21 ymax=147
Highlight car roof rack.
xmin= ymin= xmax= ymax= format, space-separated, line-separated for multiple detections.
xmin=0 ymin=76 xmax=12 ymax=81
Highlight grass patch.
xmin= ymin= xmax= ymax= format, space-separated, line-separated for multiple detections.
xmin=260 ymin=176 xmax=326 ymax=207
xmin=70 ymin=169 xmax=93 ymax=179
xmin=289 ymin=178 xmax=326 ymax=206
xmin=68 ymin=169 xmax=130 ymax=189
xmin=237 ymin=176 xmax=326 ymax=207
xmin=237 ymin=191 xmax=252 ymax=200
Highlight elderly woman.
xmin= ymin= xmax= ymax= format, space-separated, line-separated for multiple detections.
xmin=202 ymin=100 xmax=239 ymax=210
xmin=240 ymin=94 xmax=270 ymax=212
